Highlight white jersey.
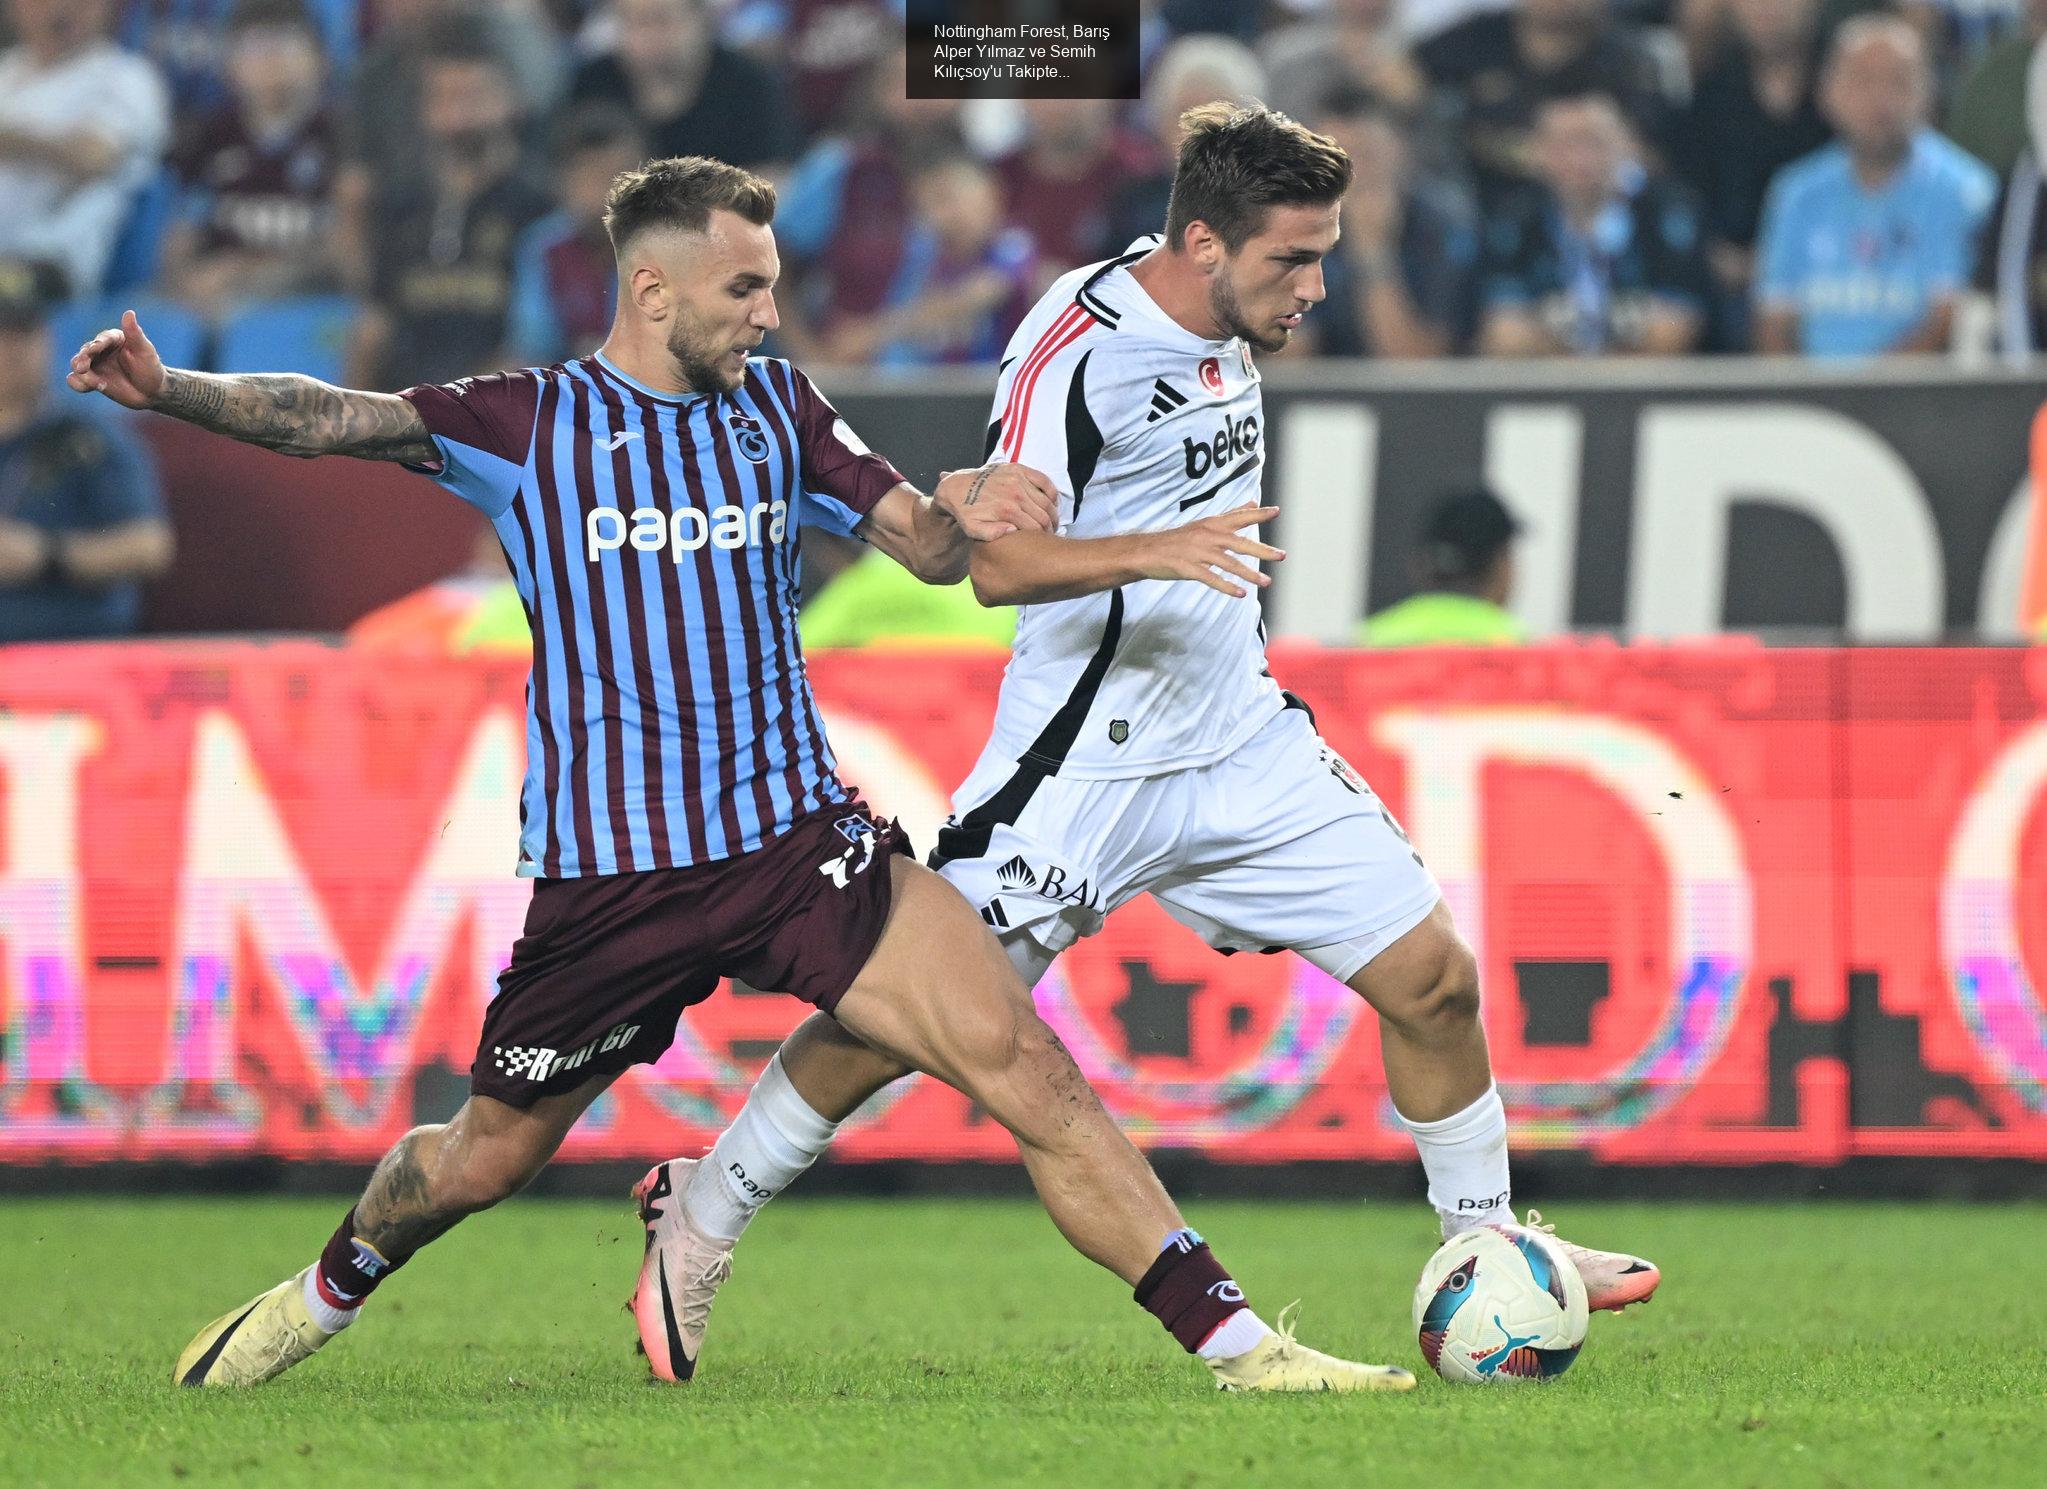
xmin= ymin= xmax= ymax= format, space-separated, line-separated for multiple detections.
xmin=977 ymin=239 xmax=1282 ymax=782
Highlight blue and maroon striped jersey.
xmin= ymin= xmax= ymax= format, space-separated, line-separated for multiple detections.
xmin=398 ymin=352 xmax=905 ymax=878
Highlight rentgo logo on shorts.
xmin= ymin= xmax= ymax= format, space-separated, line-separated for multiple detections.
xmin=492 ymin=1021 xmax=641 ymax=1082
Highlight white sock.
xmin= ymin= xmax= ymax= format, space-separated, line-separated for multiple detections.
xmin=682 ymin=1051 xmax=842 ymax=1242
xmin=1197 ymin=1309 xmax=1272 ymax=1361
xmin=1397 ymin=1084 xmax=1512 ymax=1241
xmin=302 ymin=1270 xmax=359 ymax=1334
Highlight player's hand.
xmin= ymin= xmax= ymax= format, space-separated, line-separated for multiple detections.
xmin=65 ymin=310 xmax=166 ymax=410
xmin=1138 ymin=505 xmax=1284 ymax=598
xmin=933 ymin=462 xmax=1060 ymax=542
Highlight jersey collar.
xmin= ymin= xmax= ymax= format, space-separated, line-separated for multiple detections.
xmin=590 ymin=351 xmax=711 ymax=405
xmin=1094 ymin=237 xmax=1244 ymax=355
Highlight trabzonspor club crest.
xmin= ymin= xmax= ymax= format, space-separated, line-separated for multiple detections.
xmin=727 ymin=411 xmax=771 ymax=463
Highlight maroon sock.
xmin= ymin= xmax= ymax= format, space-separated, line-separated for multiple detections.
xmin=1133 ymin=1232 xmax=1250 ymax=1353
xmin=313 ymin=1208 xmax=405 ymax=1311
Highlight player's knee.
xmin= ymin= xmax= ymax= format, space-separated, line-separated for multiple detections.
xmin=1388 ymin=942 xmax=1482 ymax=1039
xmin=1008 ymin=1013 xmax=1102 ymax=1112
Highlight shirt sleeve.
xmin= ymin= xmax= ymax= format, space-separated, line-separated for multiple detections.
xmin=101 ymin=56 xmax=171 ymax=168
xmin=984 ymin=332 xmax=1101 ymax=528
xmin=396 ymin=372 xmax=541 ymax=517
xmin=1480 ymin=212 xmax=1537 ymax=310
xmin=739 ymin=56 xmax=801 ymax=165
xmin=504 ymin=219 xmax=564 ymax=365
xmin=1934 ymin=159 xmax=2001 ymax=293
xmin=1408 ymin=194 xmax=1480 ymax=336
xmin=1754 ymin=174 xmax=1802 ymax=308
xmin=781 ymin=363 xmax=906 ymax=534
xmin=1646 ymin=188 xmax=1711 ymax=311
xmin=776 ymin=140 xmax=852 ymax=260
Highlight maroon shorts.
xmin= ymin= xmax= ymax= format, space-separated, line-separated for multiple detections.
xmin=471 ymin=799 xmax=912 ymax=1108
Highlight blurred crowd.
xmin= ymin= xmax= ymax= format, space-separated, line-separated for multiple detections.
xmin=1 ymin=0 xmax=2046 ymax=390
xmin=8 ymin=0 xmax=2047 ymax=642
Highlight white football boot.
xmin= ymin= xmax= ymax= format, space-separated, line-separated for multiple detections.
xmin=175 ymin=1266 xmax=335 ymax=1387
xmin=1509 ymin=1210 xmax=1661 ymax=1312
xmin=1207 ymin=1304 xmax=1417 ymax=1393
xmin=629 ymin=1158 xmax=735 ymax=1382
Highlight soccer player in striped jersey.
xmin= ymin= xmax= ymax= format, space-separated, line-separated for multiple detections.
xmin=71 ymin=155 xmax=1406 ymax=1394
xmin=658 ymin=107 xmax=1662 ymax=1360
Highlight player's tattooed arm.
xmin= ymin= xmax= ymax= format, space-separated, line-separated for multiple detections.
xmin=68 ymin=312 xmax=440 ymax=463
xmin=151 ymin=369 xmax=439 ymax=463
xmin=862 ymin=464 xmax=1060 ymax=584
xmin=930 ymin=463 xmax=1060 ymax=544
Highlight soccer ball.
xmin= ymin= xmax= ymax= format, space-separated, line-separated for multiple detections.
xmin=1412 ymin=1225 xmax=1588 ymax=1384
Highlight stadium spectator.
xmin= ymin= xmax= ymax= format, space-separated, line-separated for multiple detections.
xmin=160 ymin=0 xmax=340 ymax=321
xmin=1417 ymin=0 xmax=1678 ymax=210
xmin=348 ymin=527 xmax=530 ymax=654
xmin=0 ymin=0 xmax=171 ymax=296
xmin=1478 ymin=90 xmax=1710 ymax=355
xmin=831 ymin=151 xmax=1036 ymax=368
xmin=1358 ymin=486 xmax=1527 ymax=646
xmin=721 ymin=0 xmax=898 ymax=139
xmin=1908 ymin=0 xmax=2029 ymax=69
xmin=1947 ymin=0 xmax=2047 ymax=174
xmin=1972 ymin=30 xmax=2047 ymax=356
xmin=505 ymin=105 xmax=645 ymax=365
xmin=800 ymin=546 xmax=1018 ymax=650
xmin=1668 ymin=0 xmax=1833 ymax=349
xmin=995 ymin=98 xmax=1155 ymax=276
xmin=1260 ymin=0 xmax=1428 ymax=126
xmin=118 ymin=0 xmax=356 ymax=117
xmin=1403 ymin=0 xmax=1515 ymax=43
xmin=775 ymin=44 xmax=962 ymax=356
xmin=569 ymin=0 xmax=799 ymax=174
xmin=338 ymin=0 xmax=562 ymax=246
xmin=0 ymin=259 xmax=173 ymax=641
xmin=1304 ymin=83 xmax=1479 ymax=358
xmin=1096 ymin=34 xmax=1266 ymax=261
xmin=1155 ymin=0 xmax=1260 ymax=44
xmin=347 ymin=36 xmax=552 ymax=389
xmin=1755 ymin=16 xmax=1998 ymax=356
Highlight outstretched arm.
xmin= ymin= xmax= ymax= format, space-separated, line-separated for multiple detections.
xmin=67 ymin=310 xmax=437 ymax=464
xmin=857 ymin=463 xmax=1060 ymax=585
xmin=969 ymin=505 xmax=1285 ymax=607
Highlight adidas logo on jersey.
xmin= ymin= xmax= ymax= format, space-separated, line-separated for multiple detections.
xmin=1146 ymin=378 xmax=1189 ymax=423
xmin=1183 ymin=413 xmax=1261 ymax=480
xmin=997 ymin=854 xmax=1039 ymax=890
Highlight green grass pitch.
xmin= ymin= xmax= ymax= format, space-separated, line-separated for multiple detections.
xmin=3 ymin=1196 xmax=2042 ymax=1488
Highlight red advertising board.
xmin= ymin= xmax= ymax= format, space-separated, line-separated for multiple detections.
xmin=0 ymin=642 xmax=2041 ymax=1164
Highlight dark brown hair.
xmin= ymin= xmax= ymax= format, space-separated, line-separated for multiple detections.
xmin=603 ymin=156 xmax=778 ymax=254
xmin=1163 ymin=103 xmax=1352 ymax=252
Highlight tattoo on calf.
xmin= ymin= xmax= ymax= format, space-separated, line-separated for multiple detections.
xmin=354 ymin=1130 xmax=462 ymax=1261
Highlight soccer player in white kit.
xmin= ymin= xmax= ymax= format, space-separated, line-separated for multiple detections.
xmin=634 ymin=105 xmax=1660 ymax=1377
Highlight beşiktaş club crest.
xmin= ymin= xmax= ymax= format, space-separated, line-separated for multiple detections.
xmin=727 ymin=411 xmax=771 ymax=463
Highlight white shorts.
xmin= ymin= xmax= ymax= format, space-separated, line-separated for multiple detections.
xmin=931 ymin=700 xmax=1442 ymax=986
